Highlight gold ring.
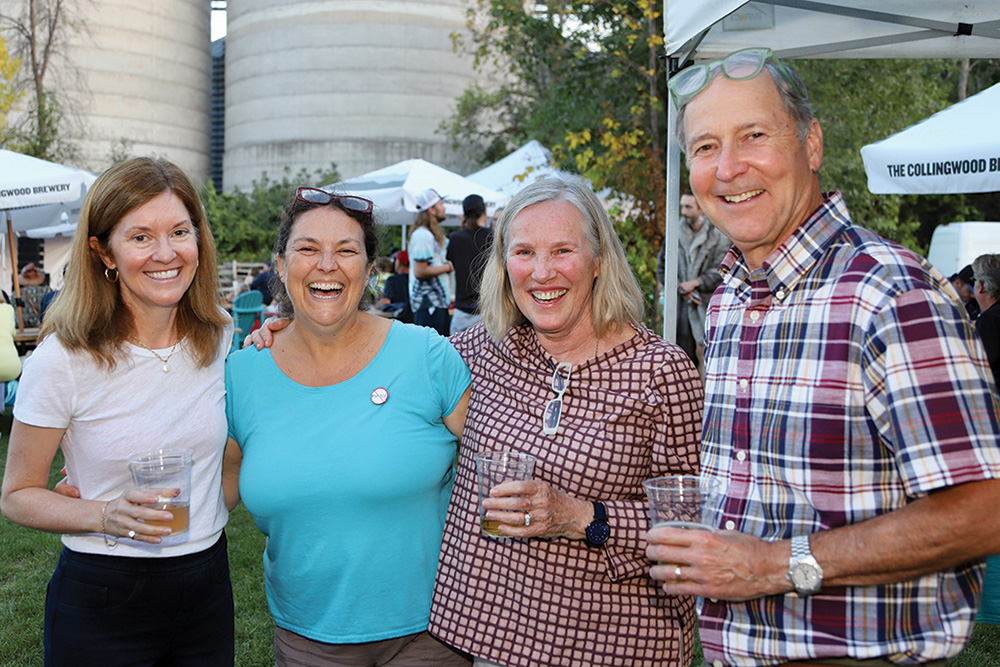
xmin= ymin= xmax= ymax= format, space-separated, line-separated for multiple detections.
xmin=674 ymin=566 xmax=682 ymax=583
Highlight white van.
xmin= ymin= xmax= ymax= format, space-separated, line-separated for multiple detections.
xmin=925 ymin=221 xmax=1000 ymax=277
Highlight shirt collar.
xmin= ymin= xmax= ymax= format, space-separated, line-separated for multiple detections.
xmin=719 ymin=191 xmax=852 ymax=300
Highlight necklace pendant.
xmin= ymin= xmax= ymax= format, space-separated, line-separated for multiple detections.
xmin=162 ymin=363 xmax=170 ymax=373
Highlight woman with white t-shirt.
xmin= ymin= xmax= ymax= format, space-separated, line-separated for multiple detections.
xmin=0 ymin=157 xmax=234 ymax=666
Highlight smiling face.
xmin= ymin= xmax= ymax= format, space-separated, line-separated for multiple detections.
xmin=90 ymin=189 xmax=199 ymax=323
xmin=276 ymin=206 xmax=372 ymax=331
xmin=505 ymin=199 xmax=601 ymax=343
xmin=684 ymin=72 xmax=824 ymax=269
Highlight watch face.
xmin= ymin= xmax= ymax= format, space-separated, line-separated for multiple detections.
xmin=791 ymin=562 xmax=822 ymax=593
xmin=587 ymin=521 xmax=610 ymax=545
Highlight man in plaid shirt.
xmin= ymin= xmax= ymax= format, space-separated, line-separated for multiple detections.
xmin=648 ymin=48 xmax=1000 ymax=667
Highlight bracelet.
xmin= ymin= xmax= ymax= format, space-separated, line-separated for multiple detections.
xmin=101 ymin=499 xmax=118 ymax=549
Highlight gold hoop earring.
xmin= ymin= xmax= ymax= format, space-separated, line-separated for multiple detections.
xmin=104 ymin=267 xmax=119 ymax=283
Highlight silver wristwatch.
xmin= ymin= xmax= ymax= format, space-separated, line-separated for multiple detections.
xmin=786 ymin=534 xmax=824 ymax=596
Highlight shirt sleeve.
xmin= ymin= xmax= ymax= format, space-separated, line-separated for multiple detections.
xmin=409 ymin=229 xmax=435 ymax=264
xmin=225 ymin=351 xmax=252 ymax=447
xmin=13 ymin=336 xmax=76 ymax=429
xmin=602 ymin=348 xmax=703 ymax=582
xmin=425 ymin=329 xmax=472 ymax=417
xmin=863 ymin=288 xmax=1000 ymax=497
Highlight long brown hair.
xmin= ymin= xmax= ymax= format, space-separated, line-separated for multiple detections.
xmin=408 ymin=208 xmax=446 ymax=246
xmin=42 ymin=157 xmax=228 ymax=368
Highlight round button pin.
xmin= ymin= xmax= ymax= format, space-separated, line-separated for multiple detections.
xmin=371 ymin=387 xmax=388 ymax=405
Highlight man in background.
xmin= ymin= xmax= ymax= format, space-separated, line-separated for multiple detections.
xmin=409 ymin=188 xmax=454 ymax=335
xmin=447 ymin=194 xmax=493 ymax=334
xmin=950 ymin=264 xmax=980 ymax=320
xmin=657 ymin=191 xmax=730 ymax=372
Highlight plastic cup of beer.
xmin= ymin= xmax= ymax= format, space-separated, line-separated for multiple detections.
xmin=475 ymin=451 xmax=536 ymax=537
xmin=642 ymin=475 xmax=719 ymax=533
xmin=128 ymin=449 xmax=193 ymax=535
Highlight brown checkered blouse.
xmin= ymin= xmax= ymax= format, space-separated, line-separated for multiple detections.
xmin=430 ymin=323 xmax=702 ymax=666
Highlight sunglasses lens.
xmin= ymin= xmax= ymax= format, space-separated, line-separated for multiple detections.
xmin=542 ymin=397 xmax=562 ymax=435
xmin=723 ymin=49 xmax=767 ymax=79
xmin=340 ymin=196 xmax=372 ymax=213
xmin=298 ymin=188 xmax=331 ymax=204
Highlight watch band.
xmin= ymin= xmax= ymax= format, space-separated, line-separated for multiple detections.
xmin=791 ymin=534 xmax=811 ymax=557
xmin=592 ymin=501 xmax=608 ymax=523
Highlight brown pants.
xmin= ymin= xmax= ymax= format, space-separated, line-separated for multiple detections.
xmin=273 ymin=627 xmax=472 ymax=667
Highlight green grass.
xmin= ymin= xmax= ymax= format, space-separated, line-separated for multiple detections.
xmin=3 ymin=408 xmax=1000 ymax=666
xmin=0 ymin=409 xmax=274 ymax=667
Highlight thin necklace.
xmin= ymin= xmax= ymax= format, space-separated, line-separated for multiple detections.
xmin=136 ymin=338 xmax=179 ymax=373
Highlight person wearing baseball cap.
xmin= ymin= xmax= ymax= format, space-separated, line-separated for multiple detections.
xmin=408 ymin=188 xmax=454 ymax=335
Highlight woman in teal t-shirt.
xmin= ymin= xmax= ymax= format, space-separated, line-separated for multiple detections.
xmin=223 ymin=188 xmax=471 ymax=667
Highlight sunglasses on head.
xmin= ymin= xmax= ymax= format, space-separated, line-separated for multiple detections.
xmin=295 ymin=187 xmax=374 ymax=214
xmin=668 ymin=47 xmax=803 ymax=105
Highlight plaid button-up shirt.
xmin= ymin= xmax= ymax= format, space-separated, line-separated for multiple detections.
xmin=699 ymin=192 xmax=1000 ymax=666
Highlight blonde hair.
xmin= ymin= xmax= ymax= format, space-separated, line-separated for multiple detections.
xmin=42 ymin=157 xmax=228 ymax=368
xmin=479 ymin=176 xmax=644 ymax=341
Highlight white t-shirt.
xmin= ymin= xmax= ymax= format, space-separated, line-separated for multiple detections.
xmin=14 ymin=329 xmax=231 ymax=557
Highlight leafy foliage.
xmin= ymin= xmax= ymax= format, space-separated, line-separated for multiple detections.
xmin=202 ymin=165 xmax=339 ymax=262
xmin=447 ymin=3 xmax=1000 ymax=271
xmin=794 ymin=59 xmax=953 ymax=251
xmin=446 ymin=1 xmax=669 ymax=326
xmin=0 ymin=35 xmax=21 ymax=147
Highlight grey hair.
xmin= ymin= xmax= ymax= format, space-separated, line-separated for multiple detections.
xmin=972 ymin=253 xmax=1000 ymax=301
xmin=674 ymin=60 xmax=814 ymax=157
xmin=479 ymin=175 xmax=645 ymax=342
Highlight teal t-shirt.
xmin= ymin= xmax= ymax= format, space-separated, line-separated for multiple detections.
xmin=226 ymin=322 xmax=470 ymax=643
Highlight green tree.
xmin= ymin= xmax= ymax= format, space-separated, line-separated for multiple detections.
xmin=797 ymin=58 xmax=1000 ymax=255
xmin=0 ymin=34 xmax=21 ymax=147
xmin=446 ymin=0 xmax=669 ymax=324
xmin=794 ymin=58 xmax=953 ymax=251
xmin=203 ymin=165 xmax=340 ymax=262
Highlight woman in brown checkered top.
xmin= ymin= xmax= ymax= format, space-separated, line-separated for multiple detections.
xmin=249 ymin=176 xmax=703 ymax=666
xmin=427 ymin=176 xmax=703 ymax=666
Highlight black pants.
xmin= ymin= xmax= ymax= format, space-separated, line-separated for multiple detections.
xmin=44 ymin=532 xmax=234 ymax=667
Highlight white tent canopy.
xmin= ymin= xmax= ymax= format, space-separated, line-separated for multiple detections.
xmin=666 ymin=2 xmax=1000 ymax=61
xmin=0 ymin=149 xmax=95 ymax=236
xmin=0 ymin=150 xmax=96 ymax=326
xmin=860 ymin=82 xmax=1000 ymax=195
xmin=467 ymin=140 xmax=576 ymax=197
xmin=658 ymin=1 xmax=1000 ymax=339
xmin=325 ymin=158 xmax=508 ymax=228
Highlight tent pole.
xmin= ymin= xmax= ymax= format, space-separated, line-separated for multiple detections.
xmin=6 ymin=211 xmax=24 ymax=332
xmin=662 ymin=72 xmax=681 ymax=344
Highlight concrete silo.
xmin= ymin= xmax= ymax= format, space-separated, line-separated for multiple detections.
xmin=224 ymin=0 xmax=479 ymax=190
xmin=64 ymin=0 xmax=212 ymax=182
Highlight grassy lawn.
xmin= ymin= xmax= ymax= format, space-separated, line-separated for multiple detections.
xmin=2 ymin=407 xmax=1000 ymax=666
xmin=0 ymin=409 xmax=274 ymax=666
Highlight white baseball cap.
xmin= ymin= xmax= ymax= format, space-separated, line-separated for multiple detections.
xmin=415 ymin=188 xmax=445 ymax=211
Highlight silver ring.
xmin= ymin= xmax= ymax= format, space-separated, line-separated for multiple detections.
xmin=524 ymin=512 xmax=531 ymax=527
xmin=127 ymin=530 xmax=136 ymax=539
xmin=674 ymin=566 xmax=682 ymax=583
